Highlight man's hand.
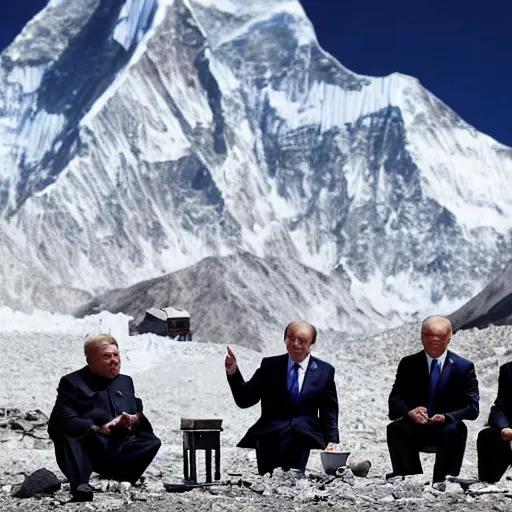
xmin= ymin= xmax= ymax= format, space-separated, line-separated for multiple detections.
xmin=101 ymin=412 xmax=140 ymax=434
xmin=225 ymin=346 xmax=237 ymax=376
xmin=429 ymin=414 xmax=446 ymax=424
xmin=408 ymin=406 xmax=429 ymax=424
xmin=501 ymin=428 xmax=512 ymax=441
xmin=325 ymin=442 xmax=337 ymax=451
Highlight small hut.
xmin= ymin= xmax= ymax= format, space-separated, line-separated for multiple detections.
xmin=136 ymin=307 xmax=192 ymax=340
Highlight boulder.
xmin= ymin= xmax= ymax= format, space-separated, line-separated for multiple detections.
xmin=12 ymin=468 xmax=61 ymax=498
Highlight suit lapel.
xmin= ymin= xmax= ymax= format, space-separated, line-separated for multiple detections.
xmin=415 ymin=351 xmax=430 ymax=401
xmin=299 ymin=357 xmax=320 ymax=400
xmin=438 ymin=352 xmax=454 ymax=393
xmin=277 ymin=354 xmax=291 ymax=398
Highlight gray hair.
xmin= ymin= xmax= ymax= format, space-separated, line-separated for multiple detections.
xmin=84 ymin=333 xmax=118 ymax=358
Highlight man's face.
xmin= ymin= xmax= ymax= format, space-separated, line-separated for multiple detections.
xmin=88 ymin=343 xmax=121 ymax=379
xmin=285 ymin=322 xmax=314 ymax=363
xmin=421 ymin=325 xmax=451 ymax=359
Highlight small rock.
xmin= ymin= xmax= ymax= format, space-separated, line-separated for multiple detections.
xmin=380 ymin=494 xmax=395 ymax=502
xmin=2 ymin=485 xmax=12 ymax=494
xmin=445 ymin=481 xmax=463 ymax=494
xmin=108 ymin=481 xmax=121 ymax=492
xmin=350 ymin=460 xmax=371 ymax=478
xmin=120 ymin=482 xmax=132 ymax=492
xmin=12 ymin=468 xmax=61 ymax=499
xmin=8 ymin=419 xmax=32 ymax=432
xmin=98 ymin=480 xmax=109 ymax=492
xmin=336 ymin=468 xmax=355 ymax=485
xmin=144 ymin=466 xmax=162 ymax=478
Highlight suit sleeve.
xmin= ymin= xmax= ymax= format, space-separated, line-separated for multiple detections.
xmin=226 ymin=362 xmax=263 ymax=409
xmin=126 ymin=376 xmax=154 ymax=433
xmin=388 ymin=359 xmax=411 ymax=420
xmin=48 ymin=377 xmax=94 ymax=437
xmin=319 ymin=366 xmax=339 ymax=444
xmin=489 ymin=364 xmax=511 ymax=429
xmin=444 ymin=362 xmax=479 ymax=422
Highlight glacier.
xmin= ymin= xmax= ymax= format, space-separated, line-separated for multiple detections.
xmin=0 ymin=0 xmax=511 ymax=341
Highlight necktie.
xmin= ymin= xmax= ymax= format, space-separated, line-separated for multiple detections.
xmin=289 ymin=363 xmax=300 ymax=403
xmin=428 ymin=359 xmax=441 ymax=416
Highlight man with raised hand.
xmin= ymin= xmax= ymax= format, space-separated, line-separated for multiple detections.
xmin=387 ymin=316 xmax=479 ymax=483
xmin=48 ymin=334 xmax=161 ymax=502
xmin=477 ymin=361 xmax=512 ymax=482
xmin=225 ymin=320 xmax=339 ymax=476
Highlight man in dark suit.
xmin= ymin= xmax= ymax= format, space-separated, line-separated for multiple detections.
xmin=387 ymin=316 xmax=479 ymax=483
xmin=48 ymin=334 xmax=161 ymax=501
xmin=225 ymin=320 xmax=339 ymax=476
xmin=477 ymin=362 xmax=512 ymax=482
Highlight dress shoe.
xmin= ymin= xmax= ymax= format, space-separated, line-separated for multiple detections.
xmin=71 ymin=483 xmax=94 ymax=502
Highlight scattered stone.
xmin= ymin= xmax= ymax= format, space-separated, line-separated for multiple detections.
xmin=11 ymin=468 xmax=61 ymax=498
xmin=380 ymin=494 xmax=395 ymax=502
xmin=108 ymin=480 xmax=121 ymax=492
xmin=350 ymin=460 xmax=371 ymax=478
xmin=444 ymin=481 xmax=463 ymax=494
xmin=2 ymin=485 xmax=12 ymax=494
xmin=120 ymin=481 xmax=132 ymax=492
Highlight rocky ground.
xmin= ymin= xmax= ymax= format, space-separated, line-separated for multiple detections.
xmin=1 ymin=319 xmax=512 ymax=510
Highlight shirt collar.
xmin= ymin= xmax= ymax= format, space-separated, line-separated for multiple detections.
xmin=425 ymin=350 xmax=448 ymax=369
xmin=288 ymin=354 xmax=311 ymax=371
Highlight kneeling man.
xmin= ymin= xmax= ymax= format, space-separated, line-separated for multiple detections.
xmin=477 ymin=361 xmax=512 ymax=482
xmin=48 ymin=334 xmax=161 ymax=501
xmin=387 ymin=316 xmax=479 ymax=483
xmin=225 ymin=320 xmax=339 ymax=475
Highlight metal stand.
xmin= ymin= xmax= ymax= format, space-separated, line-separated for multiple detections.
xmin=181 ymin=419 xmax=223 ymax=483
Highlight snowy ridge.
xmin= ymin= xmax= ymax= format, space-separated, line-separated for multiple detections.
xmin=0 ymin=0 xmax=511 ymax=338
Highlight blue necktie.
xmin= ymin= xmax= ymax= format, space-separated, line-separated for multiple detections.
xmin=428 ymin=359 xmax=441 ymax=416
xmin=289 ymin=363 xmax=300 ymax=403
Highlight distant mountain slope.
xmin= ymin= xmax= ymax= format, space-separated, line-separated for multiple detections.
xmin=76 ymin=252 xmax=387 ymax=349
xmin=449 ymin=262 xmax=512 ymax=331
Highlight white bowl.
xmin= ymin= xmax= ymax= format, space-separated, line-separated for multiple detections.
xmin=320 ymin=451 xmax=351 ymax=475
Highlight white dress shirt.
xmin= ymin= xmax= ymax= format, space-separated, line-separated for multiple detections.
xmin=288 ymin=354 xmax=311 ymax=393
xmin=425 ymin=350 xmax=448 ymax=373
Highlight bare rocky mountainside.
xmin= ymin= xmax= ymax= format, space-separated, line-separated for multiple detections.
xmin=1 ymin=0 xmax=512 ymax=343
xmin=449 ymin=261 xmax=512 ymax=332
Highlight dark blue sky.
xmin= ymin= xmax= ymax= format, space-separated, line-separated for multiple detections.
xmin=1 ymin=0 xmax=511 ymax=147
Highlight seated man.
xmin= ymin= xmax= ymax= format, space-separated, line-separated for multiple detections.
xmin=477 ymin=361 xmax=512 ymax=483
xmin=387 ymin=316 xmax=479 ymax=483
xmin=48 ymin=334 xmax=161 ymax=501
xmin=225 ymin=320 xmax=339 ymax=476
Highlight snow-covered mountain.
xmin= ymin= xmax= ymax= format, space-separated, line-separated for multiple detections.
xmin=1 ymin=0 xmax=512 ymax=332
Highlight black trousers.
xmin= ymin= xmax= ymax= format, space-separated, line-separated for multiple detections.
xmin=52 ymin=430 xmax=161 ymax=490
xmin=255 ymin=429 xmax=311 ymax=476
xmin=387 ymin=418 xmax=467 ymax=483
xmin=477 ymin=427 xmax=512 ymax=483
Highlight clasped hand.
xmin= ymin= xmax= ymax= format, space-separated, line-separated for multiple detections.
xmin=408 ymin=406 xmax=445 ymax=424
xmin=101 ymin=412 xmax=140 ymax=435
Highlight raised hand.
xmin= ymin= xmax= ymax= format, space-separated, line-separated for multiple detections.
xmin=225 ymin=346 xmax=237 ymax=375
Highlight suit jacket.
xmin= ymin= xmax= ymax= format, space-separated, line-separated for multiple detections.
xmin=227 ymin=354 xmax=339 ymax=449
xmin=388 ymin=350 xmax=479 ymax=423
xmin=488 ymin=362 xmax=512 ymax=429
xmin=48 ymin=366 xmax=153 ymax=439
